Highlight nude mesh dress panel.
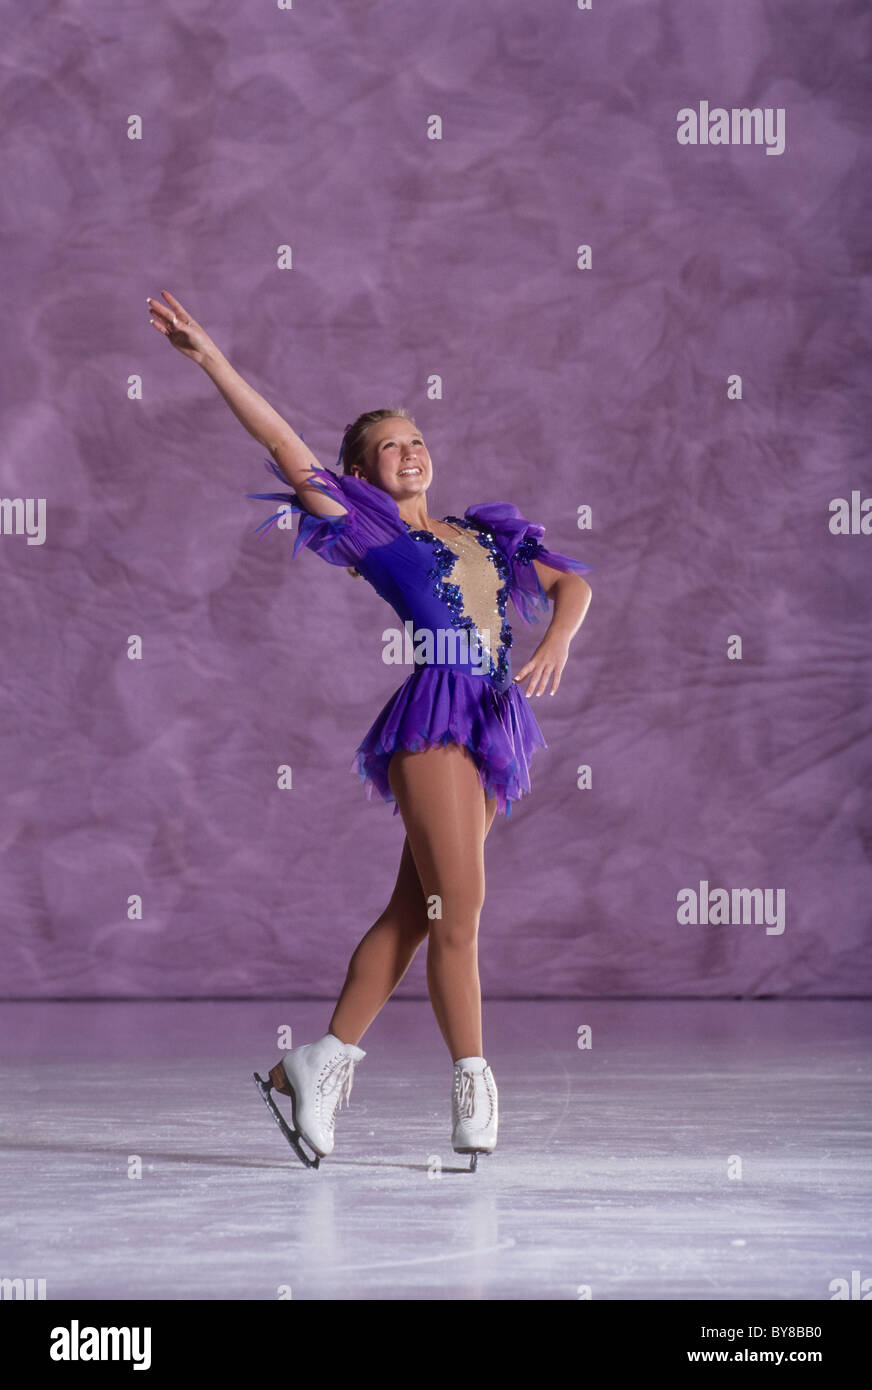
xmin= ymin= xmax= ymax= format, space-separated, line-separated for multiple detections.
xmin=441 ymin=523 xmax=503 ymax=665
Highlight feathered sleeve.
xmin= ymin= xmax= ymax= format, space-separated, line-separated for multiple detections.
xmin=246 ymin=458 xmax=405 ymax=568
xmin=463 ymin=501 xmax=593 ymax=624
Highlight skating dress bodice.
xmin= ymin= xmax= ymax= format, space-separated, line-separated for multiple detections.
xmin=247 ymin=460 xmax=593 ymax=695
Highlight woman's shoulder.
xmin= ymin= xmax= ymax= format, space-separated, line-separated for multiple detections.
xmin=453 ymin=500 xmax=593 ymax=622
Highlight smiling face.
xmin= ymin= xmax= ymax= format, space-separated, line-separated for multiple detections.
xmin=353 ymin=416 xmax=432 ymax=502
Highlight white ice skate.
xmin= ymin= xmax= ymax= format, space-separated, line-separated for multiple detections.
xmin=254 ymin=1033 xmax=365 ymax=1169
xmin=452 ymin=1056 xmax=498 ymax=1171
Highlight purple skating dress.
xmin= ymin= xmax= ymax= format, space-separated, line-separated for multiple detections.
xmin=248 ymin=458 xmax=593 ymax=818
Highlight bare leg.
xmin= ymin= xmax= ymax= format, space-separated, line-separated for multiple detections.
xmin=327 ymin=751 xmax=498 ymax=1051
xmin=327 ymin=835 xmax=428 ymax=1046
xmin=387 ymin=743 xmax=496 ymax=1062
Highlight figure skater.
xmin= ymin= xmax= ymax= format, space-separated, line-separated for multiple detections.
xmin=148 ymin=290 xmax=593 ymax=1171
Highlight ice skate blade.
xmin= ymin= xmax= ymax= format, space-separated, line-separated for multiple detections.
xmin=253 ymin=1072 xmax=321 ymax=1170
xmin=454 ymin=1149 xmax=493 ymax=1172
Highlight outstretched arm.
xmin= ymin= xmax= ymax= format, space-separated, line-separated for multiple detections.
xmin=147 ymin=289 xmax=347 ymax=520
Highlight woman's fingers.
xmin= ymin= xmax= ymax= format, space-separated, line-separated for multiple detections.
xmin=147 ymin=291 xmax=189 ymax=330
xmin=514 ymin=658 xmax=560 ymax=697
xmin=146 ymin=297 xmax=178 ymax=327
xmin=147 ymin=299 xmax=170 ymax=325
xmin=532 ymin=666 xmax=553 ymax=697
xmin=146 ymin=291 xmax=214 ymax=363
xmin=159 ymin=289 xmax=187 ymax=315
xmin=515 ymin=661 xmax=544 ymax=696
xmin=521 ymin=639 xmax=570 ymax=697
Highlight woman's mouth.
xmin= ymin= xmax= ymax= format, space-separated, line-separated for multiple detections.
xmin=398 ymin=466 xmax=422 ymax=476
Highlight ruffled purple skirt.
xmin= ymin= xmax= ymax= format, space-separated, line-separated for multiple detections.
xmin=349 ymin=667 xmax=547 ymax=818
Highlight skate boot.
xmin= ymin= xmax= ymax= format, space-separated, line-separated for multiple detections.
xmin=254 ymin=1033 xmax=365 ymax=1169
xmin=452 ymin=1056 xmax=498 ymax=1171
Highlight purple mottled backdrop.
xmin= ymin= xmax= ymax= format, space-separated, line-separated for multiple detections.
xmin=0 ymin=0 xmax=869 ymax=998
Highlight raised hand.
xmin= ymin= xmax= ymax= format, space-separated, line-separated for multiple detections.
xmin=146 ymin=290 xmax=217 ymax=364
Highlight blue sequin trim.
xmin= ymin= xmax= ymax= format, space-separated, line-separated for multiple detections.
xmin=404 ymin=517 xmax=516 ymax=686
xmin=514 ymin=534 xmax=545 ymax=565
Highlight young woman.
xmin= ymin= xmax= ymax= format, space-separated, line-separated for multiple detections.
xmin=148 ymin=290 xmax=593 ymax=1171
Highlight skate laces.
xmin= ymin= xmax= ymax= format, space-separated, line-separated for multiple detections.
xmin=457 ymin=1069 xmax=477 ymax=1120
xmin=319 ymin=1055 xmax=356 ymax=1133
xmin=456 ymin=1066 xmax=495 ymax=1125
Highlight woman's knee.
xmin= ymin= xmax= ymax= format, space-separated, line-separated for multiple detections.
xmin=428 ymin=917 xmax=480 ymax=952
xmin=425 ymin=885 xmax=485 ymax=950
